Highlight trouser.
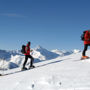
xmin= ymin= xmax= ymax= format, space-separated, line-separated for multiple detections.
xmin=82 ymin=44 xmax=90 ymax=56
xmin=23 ymin=55 xmax=34 ymax=68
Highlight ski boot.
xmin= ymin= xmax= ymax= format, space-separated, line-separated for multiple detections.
xmin=29 ymin=65 xmax=35 ymax=69
xmin=81 ymin=56 xmax=89 ymax=60
xmin=21 ymin=67 xmax=27 ymax=71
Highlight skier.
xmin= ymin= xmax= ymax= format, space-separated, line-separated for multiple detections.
xmin=81 ymin=30 xmax=90 ymax=59
xmin=22 ymin=41 xmax=35 ymax=70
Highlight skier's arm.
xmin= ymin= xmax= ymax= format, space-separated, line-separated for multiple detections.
xmin=25 ymin=46 xmax=28 ymax=53
xmin=30 ymin=49 xmax=33 ymax=52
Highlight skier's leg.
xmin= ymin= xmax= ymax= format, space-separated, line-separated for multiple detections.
xmin=28 ymin=55 xmax=35 ymax=68
xmin=22 ymin=55 xmax=28 ymax=69
xmin=82 ymin=44 xmax=88 ymax=56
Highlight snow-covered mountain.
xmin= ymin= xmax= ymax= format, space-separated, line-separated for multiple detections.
xmin=0 ymin=49 xmax=21 ymax=60
xmin=0 ymin=46 xmax=81 ymax=70
xmin=32 ymin=45 xmax=59 ymax=60
xmin=51 ymin=49 xmax=73 ymax=56
xmin=51 ymin=49 xmax=81 ymax=56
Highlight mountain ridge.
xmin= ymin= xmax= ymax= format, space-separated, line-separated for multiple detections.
xmin=0 ymin=45 xmax=81 ymax=70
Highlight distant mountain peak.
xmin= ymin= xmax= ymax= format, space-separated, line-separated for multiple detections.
xmin=73 ymin=49 xmax=81 ymax=53
xmin=35 ymin=45 xmax=43 ymax=49
xmin=35 ymin=45 xmax=46 ymax=51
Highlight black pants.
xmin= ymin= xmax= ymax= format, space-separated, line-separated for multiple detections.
xmin=23 ymin=55 xmax=34 ymax=68
xmin=82 ymin=44 xmax=90 ymax=56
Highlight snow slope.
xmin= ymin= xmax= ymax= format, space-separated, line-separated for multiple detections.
xmin=0 ymin=50 xmax=90 ymax=90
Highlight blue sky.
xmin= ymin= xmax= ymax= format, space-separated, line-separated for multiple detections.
xmin=0 ymin=0 xmax=90 ymax=50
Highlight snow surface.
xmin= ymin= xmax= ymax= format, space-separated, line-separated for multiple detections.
xmin=0 ymin=47 xmax=90 ymax=90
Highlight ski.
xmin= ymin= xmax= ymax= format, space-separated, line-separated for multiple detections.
xmin=21 ymin=67 xmax=35 ymax=71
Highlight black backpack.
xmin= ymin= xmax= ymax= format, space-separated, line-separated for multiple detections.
xmin=21 ymin=45 xmax=26 ymax=54
xmin=81 ymin=31 xmax=87 ymax=41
